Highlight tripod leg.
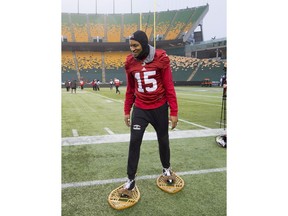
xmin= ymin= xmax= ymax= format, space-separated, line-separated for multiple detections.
xmin=223 ymin=95 xmax=226 ymax=130
xmin=220 ymin=91 xmax=226 ymax=129
xmin=220 ymin=95 xmax=224 ymax=128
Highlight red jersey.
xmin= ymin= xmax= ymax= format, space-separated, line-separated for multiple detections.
xmin=114 ymin=79 xmax=120 ymax=87
xmin=124 ymin=49 xmax=178 ymax=116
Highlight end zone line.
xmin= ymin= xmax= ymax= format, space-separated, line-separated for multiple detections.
xmin=61 ymin=167 xmax=226 ymax=189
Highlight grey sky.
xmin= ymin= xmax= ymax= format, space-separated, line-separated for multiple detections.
xmin=61 ymin=0 xmax=226 ymax=41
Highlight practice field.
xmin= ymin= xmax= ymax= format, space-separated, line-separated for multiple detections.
xmin=62 ymin=86 xmax=227 ymax=216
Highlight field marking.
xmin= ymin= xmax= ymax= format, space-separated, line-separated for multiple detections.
xmin=178 ymin=118 xmax=211 ymax=129
xmin=181 ymin=99 xmax=222 ymax=107
xmin=104 ymin=127 xmax=114 ymax=135
xmin=62 ymin=128 xmax=225 ymax=146
xmin=62 ymin=167 xmax=226 ymax=189
xmin=169 ymin=126 xmax=179 ymax=130
xmin=176 ymin=92 xmax=222 ymax=98
xmin=87 ymin=91 xmax=124 ymax=104
xmin=72 ymin=129 xmax=79 ymax=137
xmin=215 ymin=121 xmax=226 ymax=126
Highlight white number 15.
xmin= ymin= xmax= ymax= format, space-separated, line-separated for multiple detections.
xmin=135 ymin=71 xmax=157 ymax=92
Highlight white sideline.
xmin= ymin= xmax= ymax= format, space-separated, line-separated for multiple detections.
xmin=62 ymin=167 xmax=226 ymax=189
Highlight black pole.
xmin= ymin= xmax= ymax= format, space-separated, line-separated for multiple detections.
xmin=220 ymin=90 xmax=226 ymax=129
xmin=220 ymin=70 xmax=227 ymax=130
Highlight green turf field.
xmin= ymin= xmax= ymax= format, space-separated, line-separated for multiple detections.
xmin=62 ymin=86 xmax=227 ymax=216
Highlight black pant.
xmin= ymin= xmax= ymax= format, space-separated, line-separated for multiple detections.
xmin=116 ymin=86 xmax=120 ymax=94
xmin=127 ymin=103 xmax=170 ymax=180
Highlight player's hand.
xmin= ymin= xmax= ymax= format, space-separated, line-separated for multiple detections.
xmin=124 ymin=114 xmax=131 ymax=127
xmin=169 ymin=116 xmax=178 ymax=130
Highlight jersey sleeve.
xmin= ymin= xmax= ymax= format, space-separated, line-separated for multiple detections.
xmin=158 ymin=51 xmax=178 ymax=116
xmin=124 ymin=57 xmax=136 ymax=115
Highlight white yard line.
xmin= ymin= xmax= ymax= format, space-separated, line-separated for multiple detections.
xmin=169 ymin=126 xmax=179 ymax=130
xmin=180 ymin=98 xmax=222 ymax=107
xmin=104 ymin=127 xmax=114 ymax=135
xmin=178 ymin=118 xmax=211 ymax=129
xmin=62 ymin=167 xmax=226 ymax=189
xmin=88 ymin=92 xmax=124 ymax=104
xmin=215 ymin=121 xmax=226 ymax=125
xmin=62 ymin=128 xmax=226 ymax=146
xmin=176 ymin=92 xmax=222 ymax=99
xmin=72 ymin=129 xmax=79 ymax=137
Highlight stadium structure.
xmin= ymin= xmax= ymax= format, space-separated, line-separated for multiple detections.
xmin=61 ymin=3 xmax=226 ymax=86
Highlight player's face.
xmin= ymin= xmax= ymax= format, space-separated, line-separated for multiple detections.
xmin=129 ymin=40 xmax=142 ymax=58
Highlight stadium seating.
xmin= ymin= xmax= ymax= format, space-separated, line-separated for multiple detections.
xmin=61 ymin=13 xmax=73 ymax=42
xmin=70 ymin=14 xmax=89 ymax=42
xmin=61 ymin=51 xmax=129 ymax=83
xmin=61 ymin=5 xmax=226 ymax=84
xmin=140 ymin=11 xmax=154 ymax=40
xmin=62 ymin=51 xmax=76 ymax=72
xmin=104 ymin=51 xmax=127 ymax=69
xmin=75 ymin=51 xmax=102 ymax=70
xmin=123 ymin=13 xmax=139 ymax=38
xmin=191 ymin=59 xmax=226 ymax=82
xmin=62 ymin=51 xmax=78 ymax=81
xmin=61 ymin=5 xmax=208 ymax=42
xmin=169 ymin=55 xmax=199 ymax=81
xmin=89 ymin=14 xmax=105 ymax=41
xmin=62 ymin=50 xmax=225 ymax=83
xmin=106 ymin=14 xmax=122 ymax=42
xmin=165 ymin=8 xmax=193 ymax=40
xmin=167 ymin=55 xmax=226 ymax=82
xmin=154 ymin=10 xmax=176 ymax=39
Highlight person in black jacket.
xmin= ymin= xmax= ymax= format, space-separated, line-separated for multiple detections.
xmin=70 ymin=79 xmax=77 ymax=93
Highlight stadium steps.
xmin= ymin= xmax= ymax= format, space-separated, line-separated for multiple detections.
xmin=142 ymin=12 xmax=154 ymax=40
xmin=101 ymin=53 xmax=105 ymax=82
xmin=120 ymin=14 xmax=124 ymax=42
xmin=176 ymin=8 xmax=196 ymax=39
xmin=183 ymin=5 xmax=209 ymax=42
xmin=123 ymin=13 xmax=139 ymax=38
xmin=148 ymin=13 xmax=160 ymax=41
xmin=72 ymin=51 xmax=80 ymax=80
xmin=163 ymin=11 xmax=177 ymax=40
xmin=86 ymin=15 xmax=92 ymax=42
xmin=68 ymin=14 xmax=76 ymax=42
xmin=187 ymin=61 xmax=202 ymax=81
xmin=191 ymin=60 xmax=225 ymax=82
xmin=104 ymin=15 xmax=107 ymax=42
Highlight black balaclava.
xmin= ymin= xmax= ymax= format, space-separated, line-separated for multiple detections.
xmin=130 ymin=30 xmax=150 ymax=60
